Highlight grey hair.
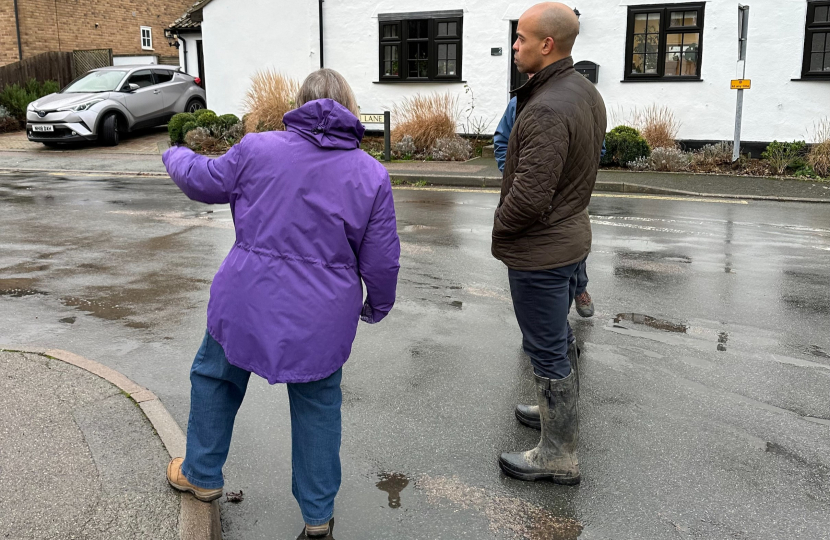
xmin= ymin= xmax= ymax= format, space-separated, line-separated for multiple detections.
xmin=296 ymin=69 xmax=360 ymax=117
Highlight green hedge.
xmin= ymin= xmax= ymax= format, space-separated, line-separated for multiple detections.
xmin=168 ymin=112 xmax=196 ymax=144
xmin=0 ymin=79 xmax=60 ymax=120
xmin=603 ymin=125 xmax=650 ymax=167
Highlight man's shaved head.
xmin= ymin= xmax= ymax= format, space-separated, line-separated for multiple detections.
xmin=513 ymin=3 xmax=580 ymax=74
xmin=526 ymin=3 xmax=580 ymax=54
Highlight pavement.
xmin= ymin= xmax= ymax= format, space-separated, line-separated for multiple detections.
xmin=0 ymin=349 xmax=179 ymax=539
xmin=0 ymin=346 xmax=222 ymax=540
xmin=0 ymin=129 xmax=828 ymax=202
xmin=1 ymin=171 xmax=828 ymax=540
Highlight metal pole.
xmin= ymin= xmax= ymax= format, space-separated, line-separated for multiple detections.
xmin=13 ymin=0 xmax=23 ymax=61
xmin=318 ymin=0 xmax=325 ymax=69
xmin=384 ymin=111 xmax=391 ymax=162
xmin=733 ymin=5 xmax=749 ymax=163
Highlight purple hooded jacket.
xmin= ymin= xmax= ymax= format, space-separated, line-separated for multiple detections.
xmin=162 ymin=99 xmax=401 ymax=384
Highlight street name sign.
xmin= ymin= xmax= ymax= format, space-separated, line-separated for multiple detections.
xmin=359 ymin=113 xmax=385 ymax=124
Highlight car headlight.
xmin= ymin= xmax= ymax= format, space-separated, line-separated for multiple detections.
xmin=58 ymin=98 xmax=104 ymax=112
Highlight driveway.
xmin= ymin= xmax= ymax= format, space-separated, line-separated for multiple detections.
xmin=0 ymin=127 xmax=169 ymax=155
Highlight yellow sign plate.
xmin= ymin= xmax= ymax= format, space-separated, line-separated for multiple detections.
xmin=731 ymin=79 xmax=751 ymax=90
xmin=359 ymin=113 xmax=385 ymax=124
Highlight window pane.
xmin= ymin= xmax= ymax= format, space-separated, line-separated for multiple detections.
xmin=383 ymin=24 xmax=399 ymax=39
xmin=438 ymin=43 xmax=447 ymax=60
xmin=448 ymin=44 xmax=457 ymax=60
xmin=671 ymin=11 xmax=698 ymax=27
xmin=825 ymin=53 xmax=830 ymax=71
xmin=448 ymin=60 xmax=457 ymax=76
xmin=633 ymin=34 xmax=646 ymax=53
xmin=408 ymin=20 xmax=427 ymax=39
xmin=685 ymin=11 xmax=698 ymax=26
xmin=438 ymin=60 xmax=447 ymax=75
xmin=438 ymin=22 xmax=448 ymax=37
xmin=634 ymin=13 xmax=649 ymax=33
xmin=645 ymin=54 xmax=658 ymax=73
xmin=813 ymin=32 xmax=827 ymax=53
xmin=811 ymin=52 xmax=824 ymax=71
xmin=419 ymin=61 xmax=428 ymax=78
xmin=632 ymin=54 xmax=645 ymax=73
xmin=448 ymin=22 xmax=457 ymax=36
xmin=646 ymin=34 xmax=659 ymax=53
xmin=128 ymin=71 xmax=155 ymax=88
xmin=670 ymin=12 xmax=684 ymax=27
xmin=647 ymin=13 xmax=661 ymax=33
xmin=815 ymin=6 xmax=829 ymax=23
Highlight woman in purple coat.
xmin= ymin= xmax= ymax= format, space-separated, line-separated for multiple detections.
xmin=162 ymin=69 xmax=400 ymax=539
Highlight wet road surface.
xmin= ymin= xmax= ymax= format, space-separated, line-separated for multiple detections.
xmin=1 ymin=172 xmax=829 ymax=539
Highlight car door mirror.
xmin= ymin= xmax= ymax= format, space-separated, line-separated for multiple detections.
xmin=122 ymin=83 xmax=140 ymax=92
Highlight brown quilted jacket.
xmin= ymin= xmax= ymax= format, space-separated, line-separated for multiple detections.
xmin=492 ymin=56 xmax=607 ymax=271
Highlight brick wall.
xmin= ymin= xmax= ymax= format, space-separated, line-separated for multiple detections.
xmin=0 ymin=0 xmax=21 ymax=66
xmin=4 ymin=0 xmax=194 ymax=66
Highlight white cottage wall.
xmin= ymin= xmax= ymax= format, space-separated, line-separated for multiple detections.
xmin=177 ymin=33 xmax=203 ymax=78
xmin=200 ymin=0 xmax=320 ymax=115
xmin=201 ymin=0 xmax=829 ymax=143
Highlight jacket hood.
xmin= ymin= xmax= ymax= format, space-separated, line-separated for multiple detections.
xmin=283 ymin=99 xmax=365 ymax=150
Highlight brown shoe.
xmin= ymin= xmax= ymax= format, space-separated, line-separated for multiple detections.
xmin=166 ymin=457 xmax=223 ymax=502
xmin=575 ymin=291 xmax=594 ymax=318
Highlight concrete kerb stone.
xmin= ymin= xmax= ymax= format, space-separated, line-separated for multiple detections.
xmin=0 ymin=346 xmax=221 ymax=540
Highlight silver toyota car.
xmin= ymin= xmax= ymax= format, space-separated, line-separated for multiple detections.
xmin=26 ymin=65 xmax=206 ymax=147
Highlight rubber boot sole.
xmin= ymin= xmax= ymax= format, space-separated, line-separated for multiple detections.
xmin=167 ymin=478 xmax=223 ymax=502
xmin=498 ymin=457 xmax=581 ymax=485
xmin=514 ymin=407 xmax=542 ymax=430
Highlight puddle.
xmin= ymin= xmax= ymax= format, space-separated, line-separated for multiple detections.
xmin=375 ymin=472 xmax=410 ymax=509
xmin=614 ymin=313 xmax=688 ymax=333
xmin=806 ymin=345 xmax=830 ymax=359
xmin=417 ymin=475 xmax=582 ymax=540
xmin=0 ymin=278 xmax=46 ymax=297
xmin=59 ymin=317 xmax=76 ymax=324
xmin=450 ymin=301 xmax=463 ymax=309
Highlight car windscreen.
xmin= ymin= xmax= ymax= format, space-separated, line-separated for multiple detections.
xmin=63 ymin=71 xmax=128 ymax=93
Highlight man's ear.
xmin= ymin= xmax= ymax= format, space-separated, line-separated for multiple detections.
xmin=541 ymin=37 xmax=555 ymax=56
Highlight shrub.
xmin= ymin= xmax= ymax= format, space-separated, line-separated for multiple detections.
xmin=394 ymin=135 xmax=417 ymax=159
xmin=391 ymin=93 xmax=459 ymax=155
xmin=168 ymin=112 xmax=196 ymax=143
xmin=192 ymin=108 xmax=213 ymax=120
xmin=432 ymin=136 xmax=472 ymax=161
xmin=648 ymin=147 xmax=692 ymax=172
xmin=243 ymin=70 xmax=300 ymax=133
xmin=184 ymin=127 xmax=221 ymax=153
xmin=195 ymin=110 xmax=219 ymax=130
xmin=223 ymin=122 xmax=245 ymax=146
xmin=604 ymin=126 xmax=650 ymax=167
xmin=0 ymin=78 xmax=59 ymax=120
xmin=690 ymin=142 xmax=733 ymax=172
xmin=808 ymin=119 xmax=830 ymax=178
xmin=0 ymin=104 xmax=18 ymax=132
xmin=217 ymin=113 xmax=241 ymax=131
xmin=762 ymin=140 xmax=808 ymax=175
xmin=631 ymin=105 xmax=680 ymax=149
xmin=181 ymin=121 xmax=198 ymax=140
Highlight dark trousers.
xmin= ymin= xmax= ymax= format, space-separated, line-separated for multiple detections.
xmin=575 ymin=256 xmax=589 ymax=296
xmin=508 ymin=262 xmax=580 ymax=379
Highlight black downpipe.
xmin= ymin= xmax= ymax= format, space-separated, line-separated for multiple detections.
xmin=179 ymin=36 xmax=189 ymax=74
xmin=13 ymin=0 xmax=23 ymax=61
xmin=318 ymin=0 xmax=324 ymax=68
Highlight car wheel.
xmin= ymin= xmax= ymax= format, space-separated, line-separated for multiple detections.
xmin=186 ymin=99 xmax=205 ymax=113
xmin=100 ymin=113 xmax=120 ymax=147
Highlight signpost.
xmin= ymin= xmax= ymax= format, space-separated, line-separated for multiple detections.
xmin=360 ymin=111 xmax=391 ymax=161
xmin=732 ymin=5 xmax=750 ymax=163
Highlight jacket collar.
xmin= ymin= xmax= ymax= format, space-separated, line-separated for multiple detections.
xmin=513 ymin=56 xmax=575 ymax=113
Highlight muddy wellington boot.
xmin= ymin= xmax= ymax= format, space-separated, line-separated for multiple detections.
xmin=499 ymin=371 xmax=580 ymax=484
xmin=515 ymin=342 xmax=580 ymax=430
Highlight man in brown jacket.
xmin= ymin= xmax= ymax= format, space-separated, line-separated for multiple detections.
xmin=493 ymin=2 xmax=606 ymax=485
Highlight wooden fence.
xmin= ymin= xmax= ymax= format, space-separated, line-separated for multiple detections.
xmin=0 ymin=52 xmax=74 ymax=89
xmin=72 ymin=49 xmax=113 ymax=78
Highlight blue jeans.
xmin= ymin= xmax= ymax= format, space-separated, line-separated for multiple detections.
xmin=181 ymin=331 xmax=342 ymax=526
xmin=575 ymin=257 xmax=589 ymax=296
xmin=508 ymin=262 xmax=579 ymax=379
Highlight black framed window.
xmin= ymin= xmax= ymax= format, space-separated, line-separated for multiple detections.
xmin=624 ymin=3 xmax=705 ymax=81
xmin=378 ymin=12 xmax=463 ymax=82
xmin=802 ymin=1 xmax=830 ymax=79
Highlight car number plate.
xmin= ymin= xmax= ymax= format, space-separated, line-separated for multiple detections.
xmin=33 ymin=125 xmax=54 ymax=132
